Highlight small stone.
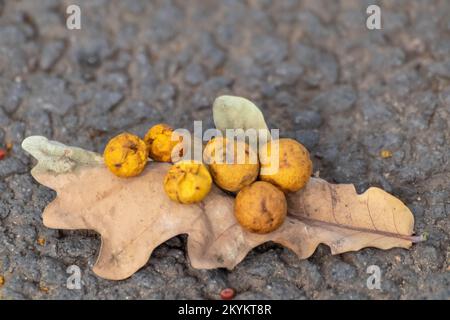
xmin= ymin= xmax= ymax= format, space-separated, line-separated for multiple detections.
xmin=294 ymin=110 xmax=322 ymax=129
xmin=2 ymin=81 xmax=28 ymax=114
xmin=427 ymin=59 xmax=450 ymax=78
xmin=100 ymin=73 xmax=130 ymax=90
xmin=94 ymin=90 xmax=124 ymax=114
xmin=0 ymin=157 xmax=27 ymax=178
xmin=271 ymin=62 xmax=303 ymax=86
xmin=413 ymin=246 xmax=442 ymax=272
xmin=295 ymin=130 xmax=320 ymax=149
xmin=77 ymin=50 xmax=101 ymax=68
xmin=310 ymin=86 xmax=356 ymax=113
xmin=28 ymin=75 xmax=75 ymax=115
xmin=200 ymin=34 xmax=226 ymax=70
xmin=157 ymin=83 xmax=176 ymax=101
xmin=252 ymin=35 xmax=287 ymax=65
xmin=184 ymin=63 xmax=206 ymax=86
xmin=359 ymin=94 xmax=394 ymax=122
xmin=40 ymin=40 xmax=65 ymax=71
xmin=294 ymin=43 xmax=338 ymax=86
xmin=326 ymin=261 xmax=357 ymax=283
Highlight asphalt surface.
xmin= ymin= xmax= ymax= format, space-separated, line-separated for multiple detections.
xmin=0 ymin=0 xmax=449 ymax=299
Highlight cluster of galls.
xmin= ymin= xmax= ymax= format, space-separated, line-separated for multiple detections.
xmin=103 ymin=124 xmax=183 ymax=177
xmin=103 ymin=127 xmax=312 ymax=234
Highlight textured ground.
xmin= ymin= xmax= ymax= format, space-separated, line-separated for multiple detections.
xmin=0 ymin=0 xmax=449 ymax=299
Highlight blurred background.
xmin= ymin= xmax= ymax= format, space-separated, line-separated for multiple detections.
xmin=0 ymin=0 xmax=448 ymax=299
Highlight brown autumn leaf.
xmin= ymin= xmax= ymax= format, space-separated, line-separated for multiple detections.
xmin=22 ymin=136 xmax=419 ymax=280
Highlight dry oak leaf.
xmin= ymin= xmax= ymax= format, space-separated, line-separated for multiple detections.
xmin=22 ymin=136 xmax=420 ymax=280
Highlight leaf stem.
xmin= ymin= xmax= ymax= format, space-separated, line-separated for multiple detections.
xmin=288 ymin=212 xmax=425 ymax=243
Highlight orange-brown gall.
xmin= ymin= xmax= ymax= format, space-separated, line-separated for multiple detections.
xmin=234 ymin=181 xmax=287 ymax=234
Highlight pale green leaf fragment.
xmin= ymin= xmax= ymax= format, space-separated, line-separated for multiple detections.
xmin=213 ymin=95 xmax=271 ymax=142
xmin=22 ymin=136 xmax=103 ymax=174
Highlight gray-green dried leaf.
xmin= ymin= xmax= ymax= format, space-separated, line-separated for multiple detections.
xmin=213 ymin=95 xmax=271 ymax=143
xmin=22 ymin=135 xmax=103 ymax=174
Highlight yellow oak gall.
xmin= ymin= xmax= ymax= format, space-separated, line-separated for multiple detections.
xmin=164 ymin=160 xmax=212 ymax=204
xmin=103 ymin=132 xmax=148 ymax=178
xmin=203 ymin=137 xmax=259 ymax=192
xmin=144 ymin=123 xmax=183 ymax=162
xmin=259 ymin=138 xmax=312 ymax=192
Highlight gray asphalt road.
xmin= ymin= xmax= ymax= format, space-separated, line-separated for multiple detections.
xmin=0 ymin=0 xmax=449 ymax=299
